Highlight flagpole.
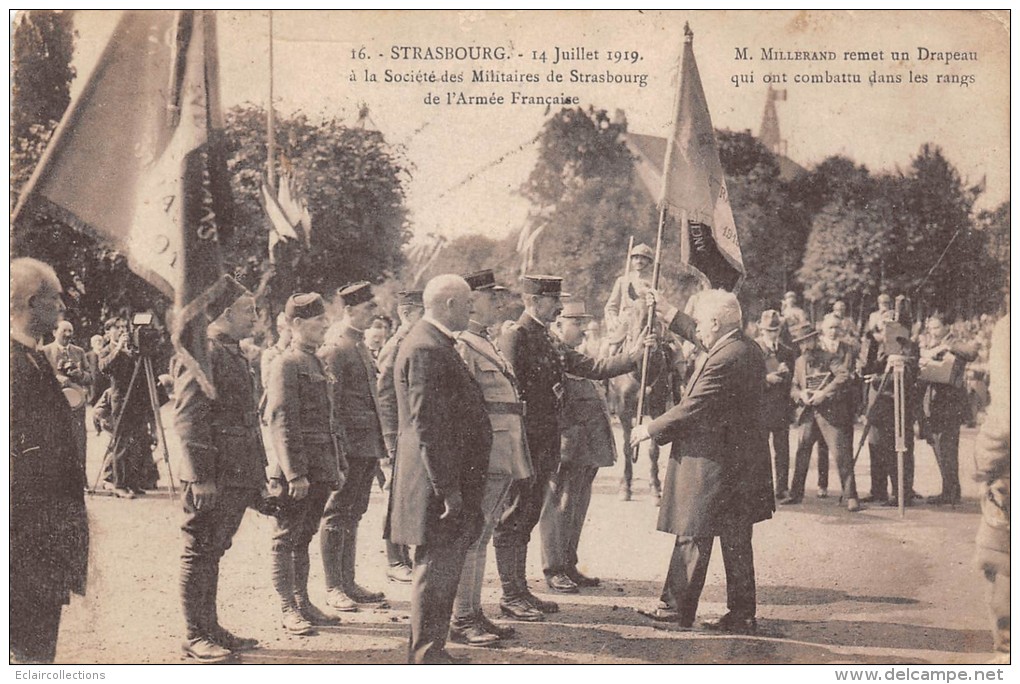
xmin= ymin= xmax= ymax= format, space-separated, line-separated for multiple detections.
xmin=633 ymin=24 xmax=694 ymax=456
xmin=267 ymin=10 xmax=276 ymax=190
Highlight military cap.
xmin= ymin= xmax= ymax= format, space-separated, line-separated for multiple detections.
xmin=520 ymin=275 xmax=570 ymax=297
xmin=758 ymin=309 xmax=782 ymax=331
xmin=463 ymin=269 xmax=507 ymax=292
xmin=337 ymin=281 xmax=373 ymax=307
xmin=790 ymin=322 xmax=820 ymax=344
xmin=206 ymin=274 xmax=252 ymax=321
xmin=285 ymin=292 xmax=326 ymax=320
xmin=630 ymin=243 xmax=655 ymax=260
xmin=783 ymin=291 xmax=798 ymax=300
xmin=559 ymin=301 xmax=594 ymax=319
xmin=397 ymin=290 xmax=424 ymax=307
xmin=877 ymin=293 xmax=893 ymax=304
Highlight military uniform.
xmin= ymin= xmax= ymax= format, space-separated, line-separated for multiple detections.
xmin=494 ymin=276 xmax=638 ymax=615
xmin=10 ymin=337 xmax=89 ymax=663
xmin=267 ymin=302 xmax=347 ymax=631
xmin=317 ymin=320 xmax=387 ymax=604
xmin=174 ymin=326 xmax=267 ymax=653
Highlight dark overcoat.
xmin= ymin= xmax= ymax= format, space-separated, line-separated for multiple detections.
xmin=647 ymin=328 xmax=775 ymax=537
xmin=386 ymin=320 xmax=492 ymax=547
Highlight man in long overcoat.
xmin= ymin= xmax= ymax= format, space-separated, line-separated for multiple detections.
xmin=632 ymin=289 xmax=774 ymax=634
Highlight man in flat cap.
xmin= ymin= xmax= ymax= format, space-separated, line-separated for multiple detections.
xmin=318 ymin=281 xmax=387 ymax=612
xmin=10 ymin=257 xmax=89 ymax=663
xmin=387 ymin=274 xmax=492 ymax=664
xmin=377 ymin=289 xmax=424 ymax=584
xmin=755 ymin=310 xmax=797 ymax=500
xmin=540 ymin=301 xmax=617 ymax=594
xmin=266 ymin=293 xmax=348 ymax=635
xmin=494 ymin=275 xmax=654 ymax=619
xmin=449 ymin=269 xmax=531 ymax=646
xmin=173 ymin=275 xmax=267 ymax=661
xmin=604 ymin=242 xmax=655 ymax=351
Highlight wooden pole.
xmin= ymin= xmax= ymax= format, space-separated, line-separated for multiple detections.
xmin=266 ymin=10 xmax=276 ymax=190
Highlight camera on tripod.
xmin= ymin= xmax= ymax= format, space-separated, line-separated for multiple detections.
xmin=131 ymin=312 xmax=162 ymax=357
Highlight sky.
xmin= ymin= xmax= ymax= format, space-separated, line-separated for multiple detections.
xmin=67 ymin=10 xmax=1010 ymax=245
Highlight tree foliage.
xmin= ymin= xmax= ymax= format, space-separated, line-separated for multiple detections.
xmin=11 ymin=11 xmax=75 ymax=142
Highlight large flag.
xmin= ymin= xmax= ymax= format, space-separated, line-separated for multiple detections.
xmin=13 ymin=10 xmax=231 ymax=397
xmin=661 ymin=25 xmax=744 ymax=291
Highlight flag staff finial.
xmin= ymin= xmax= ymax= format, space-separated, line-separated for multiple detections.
xmin=684 ymin=22 xmax=694 ymax=43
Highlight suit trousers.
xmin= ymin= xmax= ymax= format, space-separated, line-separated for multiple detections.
xmin=767 ymin=425 xmax=790 ymax=495
xmin=180 ymin=484 xmax=253 ymax=638
xmin=540 ymin=463 xmax=598 ymax=575
xmin=867 ymin=409 xmax=915 ymax=499
xmin=10 ymin=591 xmax=64 ymax=663
xmin=493 ymin=435 xmax=558 ymax=549
xmin=930 ymin=423 xmax=962 ymax=501
xmin=659 ymin=526 xmax=756 ymax=626
xmin=790 ymin=412 xmax=856 ymax=500
xmin=408 ymin=522 xmax=479 ymax=664
xmin=452 ymin=473 xmax=513 ymax=620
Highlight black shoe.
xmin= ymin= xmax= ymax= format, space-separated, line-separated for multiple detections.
xmin=927 ymin=494 xmax=960 ymax=506
xmin=449 ymin=620 xmax=501 ymax=647
xmin=860 ymin=495 xmax=888 ymax=504
xmin=422 ymin=649 xmax=470 ymax=664
xmin=387 ymin=563 xmax=413 ymax=584
xmin=885 ymin=497 xmax=914 ymax=508
xmin=545 ymin=572 xmax=579 ymax=594
xmin=345 ymin=583 xmax=386 ymax=604
xmin=567 ymin=567 xmax=601 ymax=587
xmin=181 ymin=637 xmax=233 ymax=663
xmin=211 ymin=627 xmax=258 ymax=652
xmin=130 ymin=487 xmax=148 ymax=496
xmin=475 ymin=611 xmax=515 ymax=638
xmin=524 ymin=591 xmax=559 ymax=614
xmin=499 ymin=595 xmax=544 ymax=622
xmin=702 ymin=613 xmax=758 ymax=635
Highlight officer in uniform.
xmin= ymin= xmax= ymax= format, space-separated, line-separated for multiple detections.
xmin=10 ymin=258 xmax=89 ymax=663
xmin=494 ymin=275 xmax=651 ymax=620
xmin=266 ymin=293 xmax=348 ymax=635
xmin=450 ymin=270 xmax=531 ymax=646
xmin=376 ymin=289 xmax=424 ymax=584
xmin=318 ymin=282 xmax=387 ymax=612
xmin=754 ymin=310 xmax=797 ymax=500
xmin=173 ymin=276 xmax=266 ymax=662
xmin=540 ymin=301 xmax=616 ymax=593
xmin=784 ymin=317 xmax=860 ymax=512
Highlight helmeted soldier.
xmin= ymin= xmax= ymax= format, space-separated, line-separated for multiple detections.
xmin=604 ymin=243 xmax=654 ymax=350
xmin=317 ymin=281 xmax=388 ymax=612
xmin=494 ymin=275 xmax=653 ymax=620
xmin=266 ymin=293 xmax=349 ymax=635
xmin=173 ymin=275 xmax=267 ymax=662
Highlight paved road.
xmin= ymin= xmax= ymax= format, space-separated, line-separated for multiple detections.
xmin=55 ymin=408 xmax=997 ymax=664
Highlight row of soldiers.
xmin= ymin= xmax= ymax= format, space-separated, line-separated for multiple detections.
xmin=172 ymin=268 xmax=653 ymax=664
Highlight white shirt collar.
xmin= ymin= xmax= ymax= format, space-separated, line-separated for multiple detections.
xmin=423 ymin=315 xmax=456 ymax=340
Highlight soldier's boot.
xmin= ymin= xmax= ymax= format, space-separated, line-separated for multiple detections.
xmin=181 ymin=560 xmax=220 ymax=653
xmin=207 ymin=567 xmax=258 ymax=651
xmin=519 ymin=547 xmax=559 ymax=614
xmin=321 ymin=525 xmax=358 ymax=612
xmin=620 ymin=450 xmax=633 ymax=501
xmin=294 ymin=550 xmax=341 ymax=626
xmin=496 ymin=545 xmax=543 ymax=622
xmin=650 ymin=444 xmax=662 ymax=502
xmin=340 ymin=524 xmax=386 ymax=604
xmin=271 ymin=550 xmax=315 ymax=636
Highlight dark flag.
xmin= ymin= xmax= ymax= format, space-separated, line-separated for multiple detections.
xmin=661 ymin=25 xmax=745 ymax=291
xmin=13 ymin=10 xmax=232 ymax=397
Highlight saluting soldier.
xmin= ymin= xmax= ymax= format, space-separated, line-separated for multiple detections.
xmin=539 ymin=301 xmax=616 ymax=593
xmin=173 ymin=276 xmax=266 ymax=662
xmin=754 ymin=310 xmax=797 ymax=500
xmin=450 ymin=270 xmax=531 ymax=646
xmin=317 ymin=282 xmax=387 ymax=612
xmin=376 ymin=289 xmax=424 ymax=584
xmin=266 ymin=293 xmax=348 ymax=636
xmin=494 ymin=275 xmax=652 ymax=620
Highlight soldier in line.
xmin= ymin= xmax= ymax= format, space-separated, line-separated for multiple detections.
xmin=266 ymin=293 xmax=348 ymax=635
xmin=449 ymin=270 xmax=532 ymax=646
xmin=42 ymin=319 xmax=93 ymax=471
xmin=754 ymin=310 xmax=797 ymax=500
xmin=377 ymin=290 xmax=424 ymax=584
xmin=317 ymin=282 xmax=388 ymax=612
xmin=539 ymin=301 xmax=616 ymax=593
xmin=173 ymin=276 xmax=267 ymax=662
xmin=10 ymin=258 xmax=90 ymax=663
xmin=784 ymin=316 xmax=860 ymax=512
xmin=494 ymin=275 xmax=654 ymax=620
xmin=603 ymin=242 xmax=654 ymax=352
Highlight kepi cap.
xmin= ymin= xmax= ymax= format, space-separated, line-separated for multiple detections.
xmin=397 ymin=290 xmax=424 ymax=307
xmin=520 ymin=275 xmax=569 ymax=297
xmin=285 ymin=293 xmax=326 ymax=320
xmin=462 ymin=269 xmax=507 ymax=292
xmin=559 ymin=301 xmax=593 ymax=319
xmin=337 ymin=281 xmax=373 ymax=307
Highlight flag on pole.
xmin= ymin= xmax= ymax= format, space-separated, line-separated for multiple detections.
xmin=661 ymin=24 xmax=744 ymax=291
xmin=12 ymin=10 xmax=232 ymax=397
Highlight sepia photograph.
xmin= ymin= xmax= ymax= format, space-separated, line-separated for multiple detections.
xmin=8 ymin=9 xmax=1011 ymax=671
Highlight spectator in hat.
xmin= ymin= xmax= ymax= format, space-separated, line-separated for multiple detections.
xmin=754 ymin=310 xmax=797 ymax=500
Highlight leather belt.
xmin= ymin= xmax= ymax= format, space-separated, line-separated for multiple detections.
xmin=486 ymin=401 xmax=526 ymax=416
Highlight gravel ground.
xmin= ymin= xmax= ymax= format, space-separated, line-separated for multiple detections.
xmin=52 ymin=408 xmax=999 ymax=664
